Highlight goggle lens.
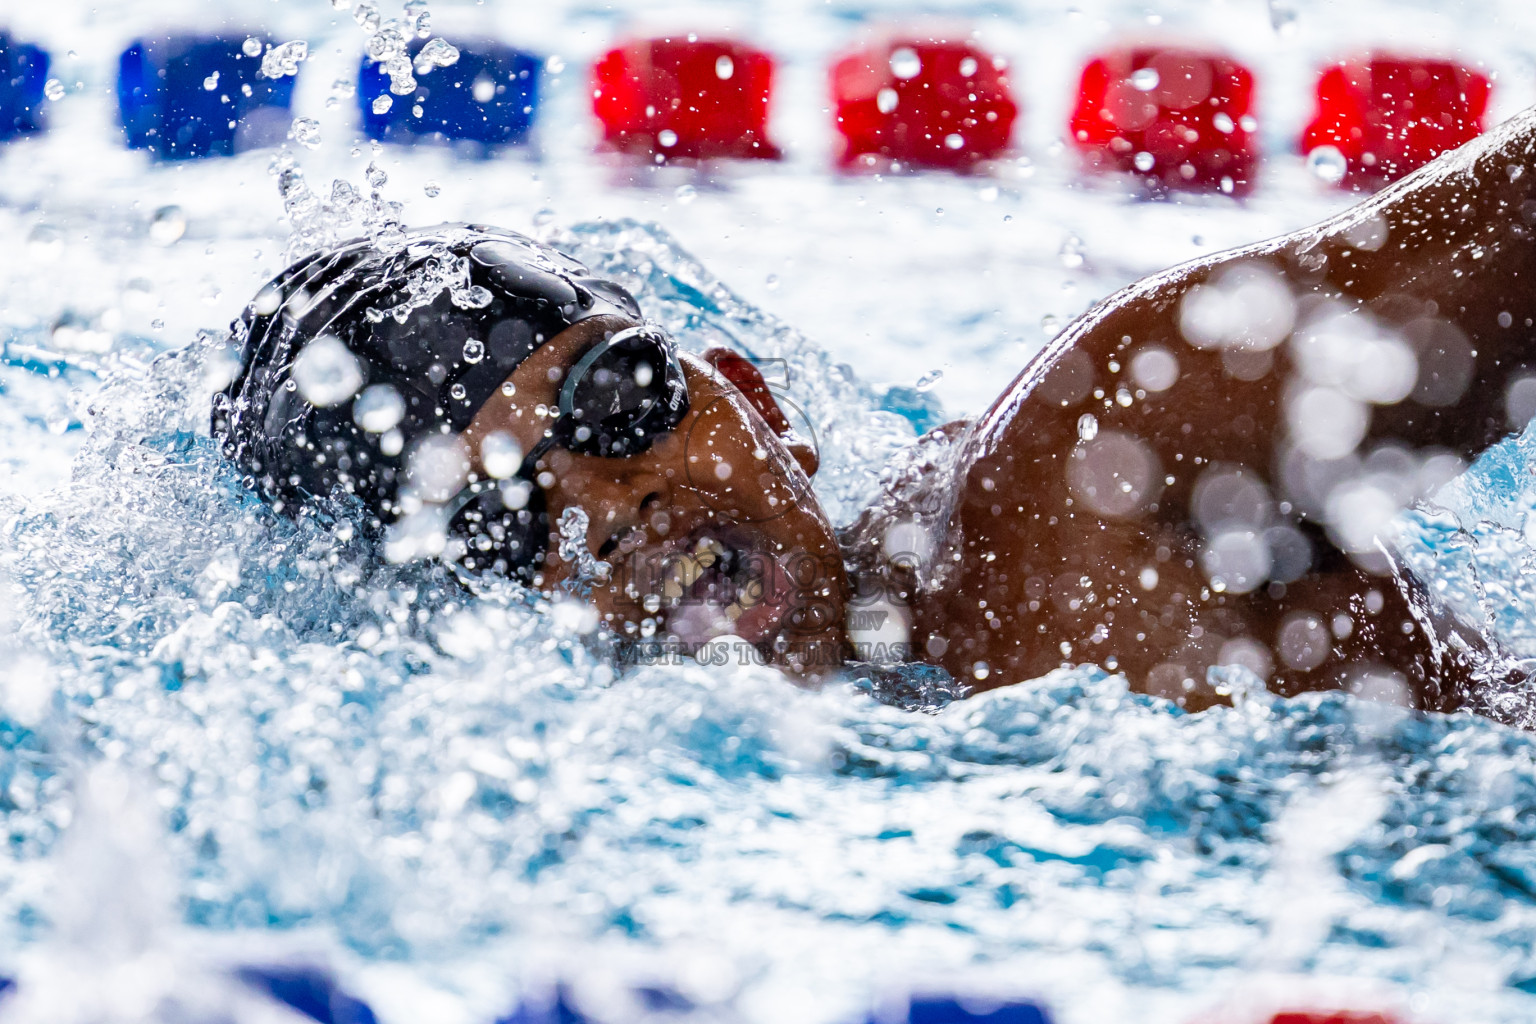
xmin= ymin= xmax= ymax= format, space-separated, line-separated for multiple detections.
xmin=560 ymin=325 xmax=690 ymax=457
xmin=446 ymin=322 xmax=689 ymax=581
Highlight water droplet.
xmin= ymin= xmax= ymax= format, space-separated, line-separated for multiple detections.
xmin=1201 ymin=529 xmax=1271 ymax=594
xmin=449 ymin=382 xmax=467 ymax=401
xmin=353 ymin=384 xmax=405 ymax=432
xmin=43 ymin=79 xmax=64 ymax=101
xmin=260 ymin=40 xmax=307 ymax=80
xmin=715 ymin=54 xmax=734 ymax=80
xmin=203 ymin=71 xmax=220 ymax=91
xmin=658 ymin=129 xmax=679 ymax=149
xmin=1277 ymin=612 xmax=1329 ymax=670
xmin=959 ymin=56 xmax=979 ymax=77
xmin=1059 ymin=235 xmax=1085 ymax=269
xmin=1133 ymin=151 xmax=1156 ymax=172
xmin=149 ymin=206 xmax=187 ymax=246
xmin=372 ymin=94 xmax=393 ymax=115
xmin=480 ymin=432 xmax=524 ymax=479
xmin=1077 ymin=413 xmax=1099 ymax=441
xmin=253 ymin=284 xmax=282 ymax=316
xmin=462 ymin=338 xmax=485 ymax=364
xmin=414 ymin=37 xmax=460 ymax=75
xmin=455 ymin=285 xmax=492 ymax=310
xmin=916 ymin=369 xmax=943 ymax=391
xmin=291 ymin=117 xmax=321 ymax=149
xmin=329 ymin=179 xmax=360 ymax=208
xmin=1068 ymin=432 xmax=1162 ymax=518
xmin=294 ymin=335 xmax=365 ymax=407
xmin=406 ymin=434 xmax=471 ymax=503
xmin=876 ymin=87 xmax=899 ymax=114
xmin=150 ymin=318 xmax=165 ymax=331
xmin=242 ymin=37 xmax=264 ymax=58
xmin=1130 ymin=347 xmax=1179 ymax=392
xmin=423 ymin=180 xmax=440 ymax=198
xmin=472 ymin=74 xmax=496 ymax=103
xmin=1306 ymin=145 xmax=1348 ymax=185
xmin=366 ymin=162 xmax=388 ymax=188
xmin=1131 ymin=67 xmax=1160 ymax=91
xmin=765 ymin=274 xmax=780 ymax=291
xmin=501 ymin=478 xmax=532 ymax=510
xmin=546 ymin=55 xmax=566 ymax=75
xmin=889 ymin=47 xmax=921 ymax=80
xmin=1288 ymin=386 xmax=1367 ymax=459
xmin=944 ymin=133 xmax=965 ymax=150
xmin=1213 ymin=112 xmax=1235 ymax=134
xmin=674 ymin=184 xmax=697 ymax=204
xmin=1339 ymin=212 xmax=1389 ymax=252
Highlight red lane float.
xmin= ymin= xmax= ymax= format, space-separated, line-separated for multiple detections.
xmin=591 ymin=36 xmax=780 ymax=161
xmin=1266 ymin=1013 xmax=1401 ymax=1024
xmin=1300 ymin=54 xmax=1490 ymax=189
xmin=831 ymin=34 xmax=1018 ymax=171
xmin=1070 ymin=45 xmax=1259 ymax=195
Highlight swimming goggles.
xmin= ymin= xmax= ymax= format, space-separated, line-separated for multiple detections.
xmin=443 ymin=323 xmax=691 ymax=577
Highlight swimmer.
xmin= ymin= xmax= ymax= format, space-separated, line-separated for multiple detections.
xmin=215 ymin=227 xmax=849 ymax=675
xmin=217 ymin=108 xmax=1536 ymax=713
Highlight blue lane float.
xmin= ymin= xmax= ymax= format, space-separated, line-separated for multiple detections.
xmin=0 ymin=32 xmax=49 ymax=141
xmin=882 ymin=996 xmax=1055 ymax=1024
xmin=498 ymin=986 xmax=600 ymax=1024
xmin=359 ymin=39 xmax=541 ymax=149
xmin=497 ymin=985 xmax=695 ymax=1024
xmin=234 ymin=964 xmax=379 ymax=1024
xmin=117 ymin=35 xmax=296 ymax=159
xmin=0 ymin=966 xmax=374 ymax=1021
xmin=497 ymin=987 xmax=1053 ymax=1024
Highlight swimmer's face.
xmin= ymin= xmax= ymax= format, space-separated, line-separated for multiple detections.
xmin=462 ymin=315 xmax=848 ymax=677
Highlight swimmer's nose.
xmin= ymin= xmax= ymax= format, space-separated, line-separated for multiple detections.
xmin=552 ymin=460 xmax=677 ymax=551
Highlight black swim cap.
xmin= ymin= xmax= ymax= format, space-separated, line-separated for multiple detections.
xmin=213 ymin=223 xmax=641 ymax=527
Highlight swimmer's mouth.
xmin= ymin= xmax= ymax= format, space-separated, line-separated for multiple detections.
xmin=649 ymin=527 xmax=796 ymax=648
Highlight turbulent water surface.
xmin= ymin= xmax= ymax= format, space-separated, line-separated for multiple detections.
xmin=4 ymin=0 xmax=1536 ymax=1021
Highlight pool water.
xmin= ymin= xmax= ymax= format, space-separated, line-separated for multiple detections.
xmin=4 ymin=0 xmax=1536 ymax=1021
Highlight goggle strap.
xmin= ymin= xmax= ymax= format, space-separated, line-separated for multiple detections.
xmin=443 ymin=428 xmax=558 ymax=533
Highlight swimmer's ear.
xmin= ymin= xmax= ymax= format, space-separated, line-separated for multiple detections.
xmin=704 ymin=347 xmax=819 ymax=477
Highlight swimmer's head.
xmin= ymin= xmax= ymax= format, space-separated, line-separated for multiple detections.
xmin=215 ymin=224 xmax=847 ymax=673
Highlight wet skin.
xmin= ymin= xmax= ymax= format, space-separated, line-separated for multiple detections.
xmin=908 ymin=108 xmax=1536 ymax=711
xmin=461 ymin=314 xmax=848 ymax=676
xmin=444 ymin=108 xmax=1536 ymax=709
